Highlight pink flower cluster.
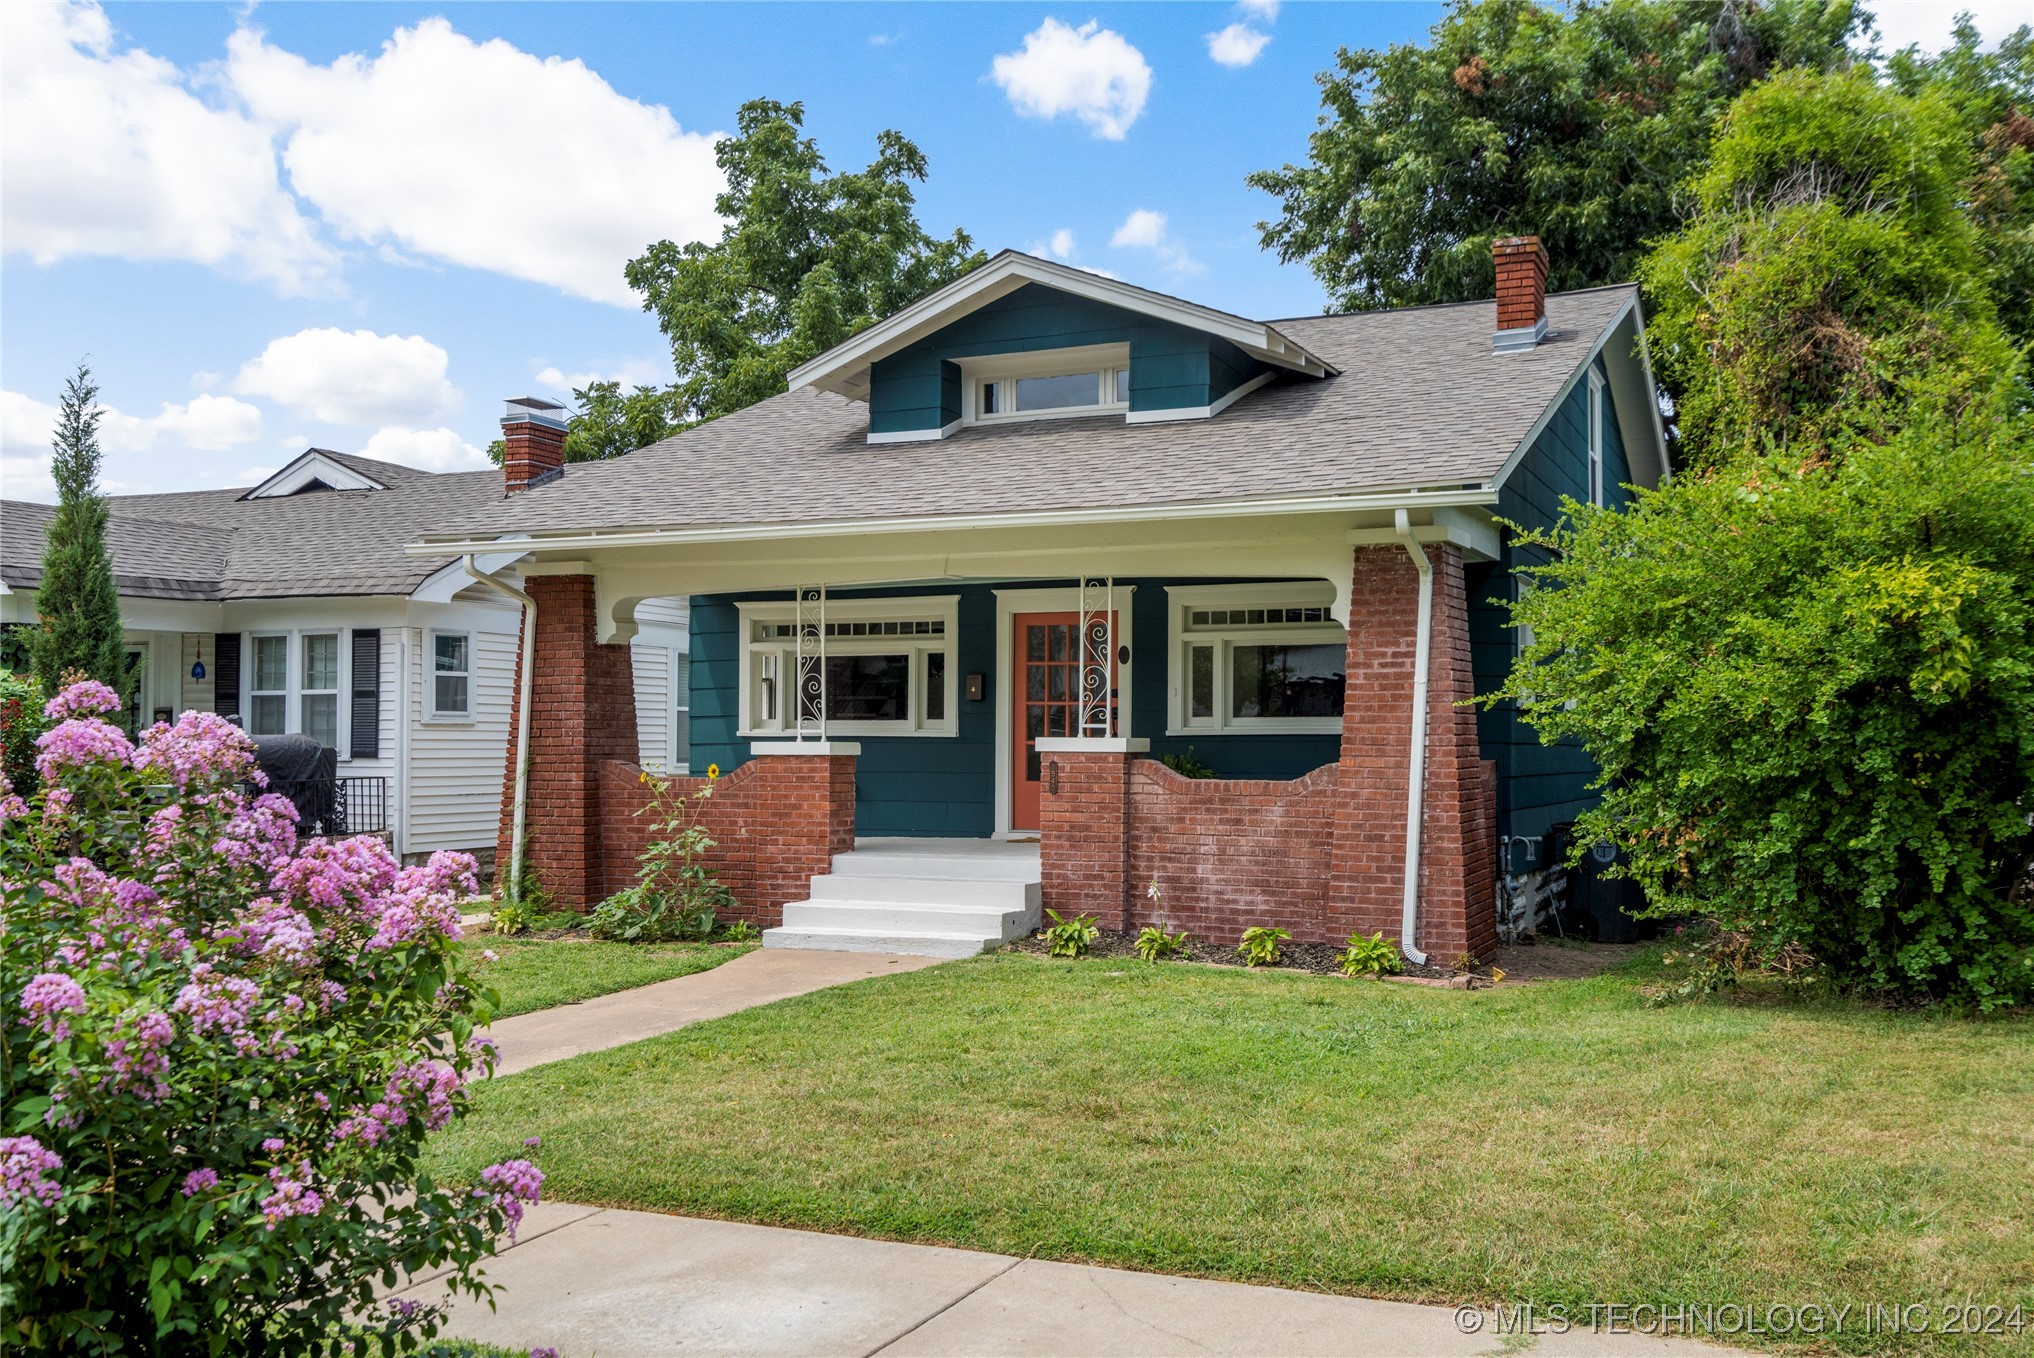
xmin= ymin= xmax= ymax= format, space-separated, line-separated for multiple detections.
xmin=477 ymin=1158 xmax=544 ymax=1239
xmin=273 ymin=836 xmax=399 ymax=916
xmin=332 ymin=1059 xmax=466 ymax=1148
xmin=181 ymin=1167 xmax=220 ymax=1197
xmin=132 ymin=709 xmax=260 ymax=789
xmin=44 ymin=679 xmax=121 ymax=721
xmin=20 ymin=972 xmax=86 ymax=1040
xmin=0 ymin=770 xmax=26 ymax=823
xmin=233 ymin=897 xmax=319 ymax=968
xmin=258 ymin=1163 xmax=324 ymax=1229
xmin=369 ymin=854 xmax=476 ymax=951
xmin=172 ymin=964 xmax=260 ymax=1037
xmin=105 ymin=1010 xmax=174 ymax=1101
xmin=0 ymin=1136 xmax=63 ymax=1208
xmin=35 ymin=717 xmax=135 ymax=780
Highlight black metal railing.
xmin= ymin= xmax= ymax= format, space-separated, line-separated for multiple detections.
xmin=263 ymin=776 xmax=390 ymax=837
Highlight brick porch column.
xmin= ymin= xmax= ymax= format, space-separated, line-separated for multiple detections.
xmin=740 ymin=742 xmax=861 ymax=927
xmin=1327 ymin=545 xmax=1497 ymax=961
xmin=495 ymin=573 xmax=639 ymax=910
xmin=1037 ymin=737 xmax=1148 ymax=930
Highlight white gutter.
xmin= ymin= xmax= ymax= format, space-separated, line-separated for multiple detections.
xmin=405 ymin=485 xmax=1499 ymax=559
xmin=1394 ymin=508 xmax=1433 ymax=967
xmin=462 ymin=555 xmax=535 ymax=903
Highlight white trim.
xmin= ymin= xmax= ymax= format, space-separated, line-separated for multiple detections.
xmin=411 ymin=547 xmax=526 ymax=603
xmin=424 ymin=628 xmax=474 ymax=724
xmin=787 ymin=251 xmax=1335 ymax=400
xmin=1587 ymin=369 xmax=1606 ymax=507
xmin=1122 ymin=371 xmax=1275 ymax=424
xmin=408 ymin=486 xmax=1498 ymax=558
xmin=866 ymin=418 xmax=963 ymax=446
xmin=1488 ymin=292 xmax=1660 ymax=499
xmin=991 ymin=585 xmax=1137 ymax=836
xmin=1163 ymin=582 xmax=1344 ymax=737
xmin=242 ymin=450 xmax=385 ymax=500
xmin=958 ymin=344 xmax=1131 ymax=429
xmin=751 ymin=740 xmax=862 ymax=757
xmin=1035 ymin=737 xmax=1148 ymax=754
xmin=734 ymin=594 xmax=959 ymax=739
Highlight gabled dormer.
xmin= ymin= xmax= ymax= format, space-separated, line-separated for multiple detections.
xmin=240 ymin=449 xmax=388 ymax=500
xmin=786 ymin=251 xmax=1336 ymax=445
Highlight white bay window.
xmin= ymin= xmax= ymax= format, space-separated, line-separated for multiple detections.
xmin=1167 ymin=584 xmax=1345 ymax=735
xmin=738 ymin=596 xmax=958 ymax=738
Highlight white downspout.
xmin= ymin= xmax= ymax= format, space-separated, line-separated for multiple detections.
xmin=1394 ymin=508 xmax=1433 ymax=967
xmin=463 ymin=556 xmax=535 ymax=902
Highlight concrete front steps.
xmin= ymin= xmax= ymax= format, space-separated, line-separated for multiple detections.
xmin=762 ymin=838 xmax=1042 ymax=958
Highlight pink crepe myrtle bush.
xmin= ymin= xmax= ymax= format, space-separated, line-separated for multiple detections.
xmin=1 ymin=684 xmax=544 ymax=1356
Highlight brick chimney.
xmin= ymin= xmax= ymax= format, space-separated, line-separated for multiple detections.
xmin=1492 ymin=236 xmax=1548 ymax=353
xmin=502 ymin=396 xmax=568 ymax=493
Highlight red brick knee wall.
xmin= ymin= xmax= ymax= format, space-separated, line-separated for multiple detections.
xmin=597 ymin=755 xmax=856 ymax=929
xmin=1125 ymin=762 xmax=1339 ymax=944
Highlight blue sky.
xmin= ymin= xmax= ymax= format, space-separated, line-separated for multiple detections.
xmin=0 ymin=1 xmax=2006 ymax=501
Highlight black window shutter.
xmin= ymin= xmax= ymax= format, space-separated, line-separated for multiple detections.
xmin=350 ymin=629 xmax=381 ymax=759
xmin=213 ymin=634 xmax=241 ymax=721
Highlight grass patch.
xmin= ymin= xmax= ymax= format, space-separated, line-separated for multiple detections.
xmin=428 ymin=953 xmax=2034 ymax=1354
xmin=466 ymin=937 xmax=754 ymax=1018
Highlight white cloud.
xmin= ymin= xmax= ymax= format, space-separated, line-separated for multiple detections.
xmin=1207 ymin=23 xmax=1271 ymax=68
xmin=869 ymin=32 xmax=902 ymax=47
xmin=1869 ymin=2 xmax=2028 ymax=53
xmin=1109 ymin=209 xmax=1202 ymax=274
xmin=1237 ymin=0 xmax=1280 ymax=19
xmin=233 ymin=328 xmax=457 ymax=427
xmin=991 ymin=19 xmax=1152 ymax=141
xmin=533 ymin=360 xmax=667 ymax=396
xmin=358 ymin=426 xmax=491 ymax=474
xmin=1048 ymin=228 xmax=1076 ymax=261
xmin=1 ymin=387 xmax=263 ymax=458
xmin=0 ymin=2 xmax=338 ymax=294
xmin=225 ymin=18 xmax=724 ymax=305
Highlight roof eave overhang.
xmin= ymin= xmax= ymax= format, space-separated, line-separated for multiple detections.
xmin=403 ymin=483 xmax=1498 ymax=560
xmin=786 ymin=252 xmax=1338 ymax=402
xmin=1488 ymin=290 xmax=1669 ymax=497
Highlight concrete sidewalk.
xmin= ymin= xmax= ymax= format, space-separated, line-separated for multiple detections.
xmin=401 ymin=1205 xmax=1727 ymax=1357
xmin=483 ymin=947 xmax=945 ymax=1076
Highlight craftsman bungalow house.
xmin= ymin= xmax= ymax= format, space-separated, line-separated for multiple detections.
xmin=416 ymin=240 xmax=1666 ymax=960
xmin=1 ymin=449 xmax=691 ymax=866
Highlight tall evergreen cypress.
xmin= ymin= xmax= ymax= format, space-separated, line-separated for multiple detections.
xmin=29 ymin=364 xmax=128 ymax=701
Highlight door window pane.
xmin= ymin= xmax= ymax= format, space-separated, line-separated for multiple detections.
xmin=824 ymin=654 xmax=909 ymax=721
xmin=1231 ymin=643 xmax=1345 ymax=719
xmin=1015 ymin=372 xmax=1100 ymax=411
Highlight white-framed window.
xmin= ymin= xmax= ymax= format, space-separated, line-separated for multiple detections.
xmin=737 ymin=595 xmax=959 ymax=738
xmin=250 ymin=633 xmax=290 ymax=736
xmin=960 ymin=343 xmax=1130 ymax=428
xmin=1165 ymin=583 xmax=1345 ymax=736
xmin=300 ymin=632 xmax=341 ymax=748
xmin=1587 ymin=368 xmax=1606 ymax=507
xmin=429 ymin=630 xmax=471 ymax=720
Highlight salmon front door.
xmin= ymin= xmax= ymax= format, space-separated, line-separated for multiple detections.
xmin=1010 ymin=611 xmax=1119 ymax=831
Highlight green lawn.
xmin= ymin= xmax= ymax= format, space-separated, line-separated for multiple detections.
xmin=428 ymin=953 xmax=2034 ymax=1355
xmin=464 ymin=937 xmax=755 ymax=1019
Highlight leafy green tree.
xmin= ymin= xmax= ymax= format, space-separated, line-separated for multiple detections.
xmin=1640 ymin=68 xmax=2022 ymax=459
xmin=27 ymin=364 xmax=127 ymax=701
xmin=1250 ymin=0 xmax=1861 ymax=312
xmin=625 ymin=98 xmax=983 ymax=424
xmin=1490 ymin=423 xmax=2034 ymax=1011
xmin=486 ymin=380 xmax=686 ymax=466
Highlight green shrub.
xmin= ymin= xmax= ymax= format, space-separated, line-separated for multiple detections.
xmin=1133 ymin=925 xmax=1190 ymax=962
xmin=1041 ymin=909 xmax=1099 ymax=958
xmin=1337 ymin=931 xmax=1402 ymax=978
xmin=0 ymin=668 xmax=47 ymax=797
xmin=590 ymin=772 xmax=736 ymax=943
xmin=490 ymin=901 xmax=533 ymax=936
xmin=1159 ymin=748 xmax=1216 ymax=779
xmin=1237 ymin=926 xmax=1290 ymax=968
xmin=722 ymin=919 xmax=759 ymax=943
xmin=1492 ymin=423 xmax=2034 ymax=1010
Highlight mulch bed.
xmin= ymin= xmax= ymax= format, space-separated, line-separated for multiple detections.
xmin=1004 ymin=928 xmax=1460 ymax=980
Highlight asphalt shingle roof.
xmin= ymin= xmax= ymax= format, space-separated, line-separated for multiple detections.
xmin=421 ymin=285 xmax=1638 ymax=543
xmin=2 ymin=452 xmax=503 ymax=601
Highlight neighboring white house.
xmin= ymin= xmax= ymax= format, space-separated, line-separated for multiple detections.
xmin=1 ymin=448 xmax=687 ymax=869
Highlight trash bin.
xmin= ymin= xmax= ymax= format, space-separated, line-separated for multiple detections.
xmin=1571 ymin=839 xmax=1651 ymax=943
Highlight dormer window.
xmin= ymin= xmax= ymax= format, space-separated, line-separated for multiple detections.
xmin=961 ymin=343 xmax=1130 ymax=427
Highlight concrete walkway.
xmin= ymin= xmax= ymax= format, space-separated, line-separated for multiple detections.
xmin=399 ymin=1206 xmax=1728 ymax=1357
xmin=484 ymin=947 xmax=945 ymax=1076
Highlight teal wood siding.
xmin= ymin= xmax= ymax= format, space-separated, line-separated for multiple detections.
xmin=866 ymin=284 xmax=1275 ymax=434
xmin=1473 ymin=359 xmax=1636 ymax=843
xmin=687 ymin=577 xmax=1339 ymax=837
